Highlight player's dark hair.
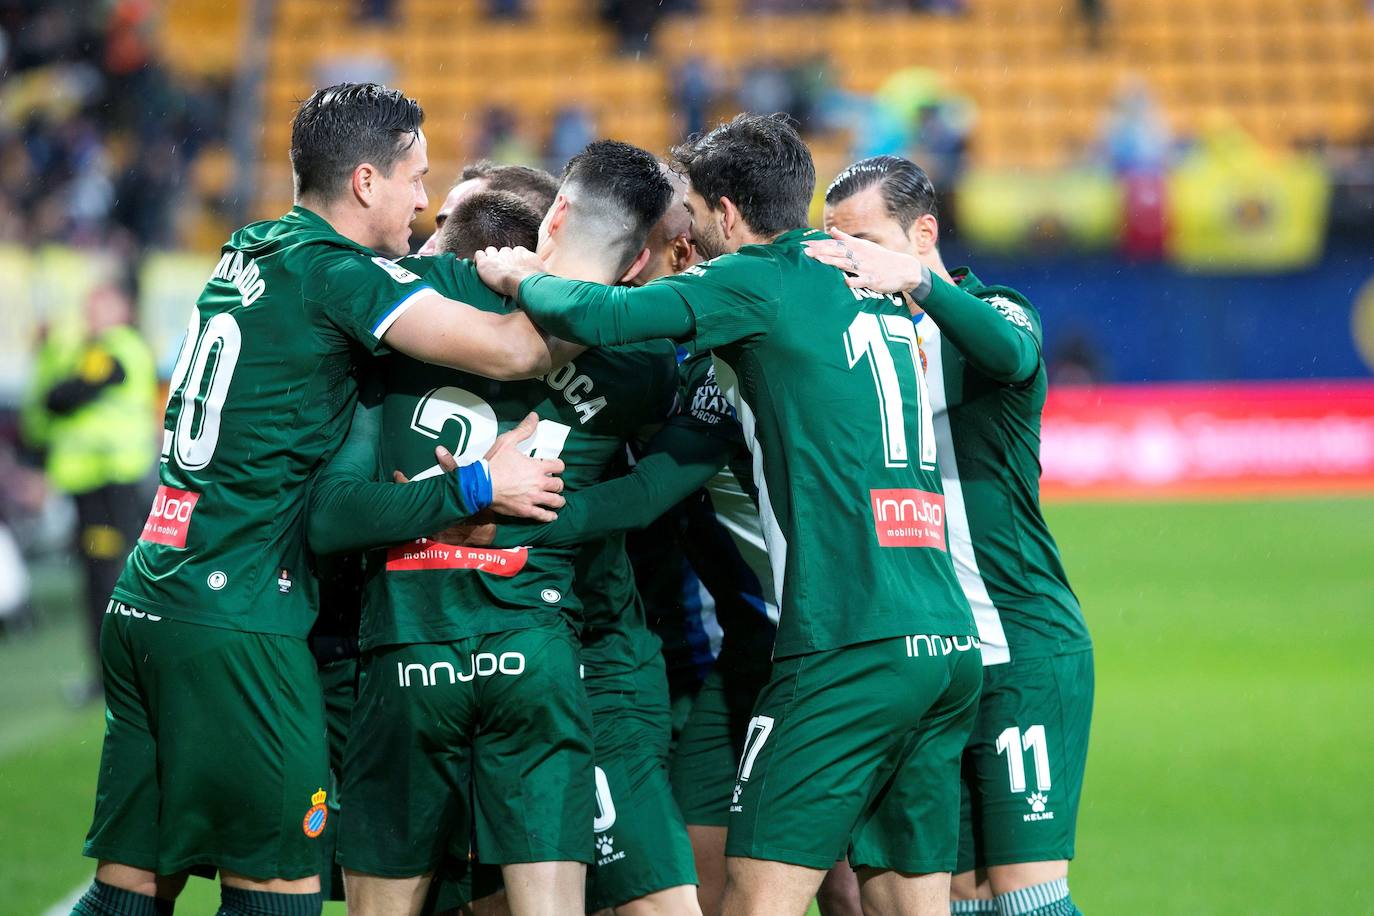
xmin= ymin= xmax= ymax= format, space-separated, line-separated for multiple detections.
xmin=560 ymin=139 xmax=675 ymax=272
xmin=825 ymin=155 xmax=938 ymax=231
xmin=290 ymin=82 xmax=424 ymax=200
xmin=459 ymin=160 xmax=560 ymax=216
xmin=670 ymin=113 xmax=815 ymax=238
xmin=437 ymin=190 xmax=542 ymax=258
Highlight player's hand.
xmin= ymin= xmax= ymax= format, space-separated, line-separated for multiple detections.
xmin=484 ymin=411 xmax=565 ymax=522
xmin=803 ymin=228 xmax=928 ymax=294
xmin=475 ymin=245 xmax=545 ymax=298
xmin=391 ymin=445 xmax=460 ymax=485
xmin=429 ymin=509 xmax=498 ymax=548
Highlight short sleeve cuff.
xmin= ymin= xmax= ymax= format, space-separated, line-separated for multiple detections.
xmin=371 ymin=286 xmax=437 ymax=338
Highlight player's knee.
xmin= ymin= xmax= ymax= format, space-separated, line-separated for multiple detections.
xmin=949 ymin=869 xmax=991 ymax=901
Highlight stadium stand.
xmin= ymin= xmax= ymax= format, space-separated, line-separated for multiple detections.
xmin=243 ymin=0 xmax=1374 ymax=227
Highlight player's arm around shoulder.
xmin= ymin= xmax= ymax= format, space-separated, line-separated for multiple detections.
xmin=307 ymin=247 xmax=566 ymax=381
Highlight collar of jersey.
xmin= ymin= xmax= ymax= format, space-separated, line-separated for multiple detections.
xmin=951 ymin=266 xmax=984 ymax=291
xmin=775 ymin=227 xmax=825 ymax=245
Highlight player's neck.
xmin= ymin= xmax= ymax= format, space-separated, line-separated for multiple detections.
xmin=296 ymin=195 xmax=381 ymax=253
xmin=543 ymin=248 xmax=618 ymax=285
xmin=922 ymin=247 xmax=955 ymax=286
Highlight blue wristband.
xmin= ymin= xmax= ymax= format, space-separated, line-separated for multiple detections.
xmin=459 ymin=458 xmax=493 ymax=513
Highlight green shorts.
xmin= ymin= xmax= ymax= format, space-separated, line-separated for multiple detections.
xmin=84 ymin=604 xmax=329 ymax=880
xmin=670 ymin=640 xmax=772 ymax=827
xmin=337 ymin=623 xmax=594 ymax=878
xmin=725 ymin=634 xmax=983 ymax=874
xmin=957 ymin=650 xmax=1094 ymax=873
xmin=586 ymin=652 xmax=698 ymax=910
xmin=427 ymin=652 xmax=698 ymax=914
xmin=315 ymin=654 xmax=359 ymax=901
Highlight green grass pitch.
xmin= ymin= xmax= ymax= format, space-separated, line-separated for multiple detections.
xmin=2 ymin=497 xmax=1371 ymax=914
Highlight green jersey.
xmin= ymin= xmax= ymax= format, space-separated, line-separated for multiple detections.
xmin=575 ymin=534 xmax=663 ymax=678
xmin=113 ymin=206 xmax=440 ymax=637
xmin=362 ymin=258 xmax=679 ymax=650
xmin=653 ymin=228 xmax=974 ymax=658
xmin=918 ymin=269 xmax=1091 ymax=663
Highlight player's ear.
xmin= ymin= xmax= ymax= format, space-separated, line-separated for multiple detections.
xmin=546 ymin=195 xmax=570 ymax=237
xmin=914 ymin=213 xmax=940 ymax=255
xmin=669 ymin=233 xmax=697 ymax=273
xmin=619 ymin=246 xmax=652 ymax=285
xmin=352 ymin=163 xmax=376 ymax=206
xmin=718 ymin=195 xmax=741 ymax=240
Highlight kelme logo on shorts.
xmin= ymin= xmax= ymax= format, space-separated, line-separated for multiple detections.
xmin=396 ymin=653 xmax=526 ymax=687
xmin=140 ymin=485 xmax=200 ymax=548
xmin=303 ymin=788 xmax=328 ymax=838
xmin=870 ymin=488 xmax=946 ymax=550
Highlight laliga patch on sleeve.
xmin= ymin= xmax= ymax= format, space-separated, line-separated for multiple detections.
xmin=141 ymin=485 xmax=200 ymax=548
xmin=371 ymin=256 xmax=421 ymax=284
xmin=870 ymin=489 xmax=946 ymax=550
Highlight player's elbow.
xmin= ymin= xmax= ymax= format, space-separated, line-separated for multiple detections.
xmin=489 ymin=323 xmax=553 ymax=381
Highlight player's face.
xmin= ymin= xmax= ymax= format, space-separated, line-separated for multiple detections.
xmin=418 ymin=177 xmax=486 ymax=256
xmin=824 ymin=185 xmax=915 ymax=256
xmin=372 ymin=129 xmax=430 ymax=259
xmin=683 ymin=186 xmax=729 ymax=261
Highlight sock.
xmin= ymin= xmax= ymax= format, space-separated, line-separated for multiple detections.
xmin=951 ymin=899 xmax=998 ymax=914
xmin=994 ymin=878 xmax=1079 ymax=916
xmin=71 ymin=880 xmax=169 ymax=916
xmin=216 ymin=886 xmax=323 ymax=916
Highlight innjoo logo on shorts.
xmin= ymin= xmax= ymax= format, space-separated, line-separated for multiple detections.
xmin=396 ymin=653 xmax=526 ymax=687
xmin=869 ymin=488 xmax=947 ymax=549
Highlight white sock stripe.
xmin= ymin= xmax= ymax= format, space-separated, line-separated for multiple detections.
xmin=996 ymin=878 xmax=1070 ymax=916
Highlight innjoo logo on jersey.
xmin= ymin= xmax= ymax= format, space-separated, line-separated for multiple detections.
xmin=869 ymin=488 xmax=947 ymax=549
xmin=140 ymin=485 xmax=200 ymax=548
xmin=385 ymin=538 xmax=528 ymax=576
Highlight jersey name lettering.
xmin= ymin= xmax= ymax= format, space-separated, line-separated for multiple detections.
xmin=210 ymin=249 xmax=266 ymax=307
xmin=544 ymin=361 xmax=607 ymax=424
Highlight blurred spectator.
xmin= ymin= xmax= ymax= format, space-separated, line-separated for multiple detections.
xmin=1049 ymin=334 xmax=1107 ymax=386
xmin=0 ymin=2 xmax=228 ymax=250
xmin=358 ymin=0 xmax=396 ymax=23
xmin=487 ymin=0 xmax=526 ymax=17
xmin=474 ymin=106 xmax=538 ymax=165
xmin=546 ymin=105 xmax=597 ymax=173
xmin=1100 ymin=78 xmax=1174 ymax=175
xmin=20 ymin=282 xmax=157 ymax=704
xmin=748 ymin=0 xmax=839 ymax=12
xmin=1079 ymin=0 xmax=1104 ymax=48
xmin=601 ymin=0 xmax=696 ymax=52
xmin=675 ymin=57 xmax=720 ymax=138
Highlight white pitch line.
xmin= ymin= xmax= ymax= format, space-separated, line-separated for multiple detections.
xmin=41 ymin=881 xmax=87 ymax=916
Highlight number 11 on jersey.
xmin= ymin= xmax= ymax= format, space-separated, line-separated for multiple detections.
xmin=844 ymin=311 xmax=937 ymax=471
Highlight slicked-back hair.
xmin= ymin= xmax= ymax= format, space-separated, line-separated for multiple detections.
xmin=458 ymin=160 xmax=560 ymax=216
xmin=291 ymin=82 xmax=424 ymax=200
xmin=437 ymin=190 xmax=542 ymax=258
xmin=670 ymin=113 xmax=815 ymax=238
xmin=825 ymin=155 xmax=938 ymax=231
xmin=560 ymin=139 xmax=675 ymax=273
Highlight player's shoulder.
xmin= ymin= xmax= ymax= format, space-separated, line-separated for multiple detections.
xmin=594 ymin=337 xmax=679 ymax=382
xmin=972 ymin=282 xmax=1040 ymax=332
xmin=669 ymin=243 xmax=782 ymax=286
xmin=398 ymin=253 xmax=508 ymax=312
